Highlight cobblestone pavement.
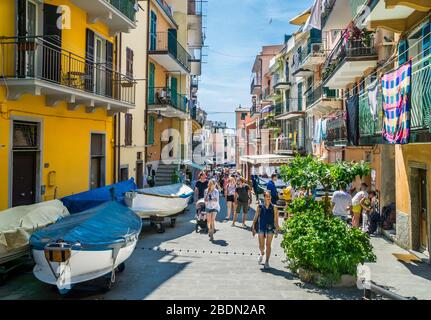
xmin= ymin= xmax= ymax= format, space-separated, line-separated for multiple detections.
xmin=0 ymin=197 xmax=365 ymax=300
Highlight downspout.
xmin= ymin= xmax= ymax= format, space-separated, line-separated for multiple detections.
xmin=118 ymin=32 xmax=123 ymax=180
xmin=145 ymin=0 xmax=150 ymax=173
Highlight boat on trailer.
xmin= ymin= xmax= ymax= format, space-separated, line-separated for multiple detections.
xmin=124 ymin=183 xmax=194 ymax=232
xmin=0 ymin=200 xmax=69 ymax=282
xmin=30 ymin=201 xmax=142 ymax=294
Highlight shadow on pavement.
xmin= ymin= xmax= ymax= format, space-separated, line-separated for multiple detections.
xmin=400 ymin=260 xmax=431 ymax=281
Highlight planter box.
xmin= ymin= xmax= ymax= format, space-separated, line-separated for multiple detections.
xmin=298 ymin=267 xmax=356 ymax=288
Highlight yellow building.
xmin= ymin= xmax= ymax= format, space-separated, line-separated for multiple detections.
xmin=0 ymin=0 xmax=137 ymax=209
xmin=146 ymin=0 xmax=204 ymax=185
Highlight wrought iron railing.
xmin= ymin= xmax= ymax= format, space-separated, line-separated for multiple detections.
xmin=188 ymin=0 xmax=203 ymax=15
xmin=0 ymin=36 xmax=135 ymax=104
xmin=107 ymin=0 xmax=137 ymax=22
xmin=191 ymin=106 xmax=206 ymax=126
xmin=250 ymin=76 xmax=262 ymax=94
xmin=359 ymin=89 xmax=383 ymax=137
xmin=323 ymin=36 xmax=376 ymax=82
xmin=156 ymin=0 xmax=174 ymax=20
xmin=149 ymin=32 xmax=191 ymax=72
xmin=411 ymin=55 xmax=431 ymax=131
xmin=306 ymin=84 xmax=339 ymax=109
xmin=147 ymin=86 xmax=188 ymax=113
xmin=359 ymin=54 xmax=431 ymax=138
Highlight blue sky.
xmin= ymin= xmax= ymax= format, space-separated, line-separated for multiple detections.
xmin=198 ymin=0 xmax=314 ymax=128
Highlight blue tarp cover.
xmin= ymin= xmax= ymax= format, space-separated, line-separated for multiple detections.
xmin=30 ymin=202 xmax=142 ymax=251
xmin=61 ymin=179 xmax=137 ymax=214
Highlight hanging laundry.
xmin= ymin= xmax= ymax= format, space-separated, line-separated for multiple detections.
xmin=381 ymin=61 xmax=412 ymax=144
xmin=313 ymin=118 xmax=322 ymax=144
xmin=321 ymin=119 xmax=327 ymax=141
xmin=346 ymin=94 xmax=360 ymax=146
xmin=367 ymin=80 xmax=379 ymax=121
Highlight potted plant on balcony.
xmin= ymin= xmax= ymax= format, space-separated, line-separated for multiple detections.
xmin=279 ymin=156 xmax=375 ymax=288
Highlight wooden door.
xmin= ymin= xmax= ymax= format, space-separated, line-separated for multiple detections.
xmin=419 ymin=169 xmax=429 ymax=252
xmin=12 ymin=152 xmax=36 ymax=207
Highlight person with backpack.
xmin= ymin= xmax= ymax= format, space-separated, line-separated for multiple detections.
xmin=251 ymin=191 xmax=280 ymax=269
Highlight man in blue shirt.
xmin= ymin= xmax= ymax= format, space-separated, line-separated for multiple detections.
xmin=266 ymin=174 xmax=279 ymax=204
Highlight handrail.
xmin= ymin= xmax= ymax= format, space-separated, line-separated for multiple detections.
xmin=0 ymin=36 xmax=135 ymax=104
xmin=149 ymin=32 xmax=191 ymax=72
xmin=106 ymin=0 xmax=136 ymax=22
xmin=147 ymin=86 xmax=189 ymax=113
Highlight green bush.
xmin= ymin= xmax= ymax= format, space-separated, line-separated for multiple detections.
xmin=281 ymin=199 xmax=376 ymax=285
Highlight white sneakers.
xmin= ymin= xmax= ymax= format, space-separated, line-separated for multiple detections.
xmin=264 ymin=262 xmax=270 ymax=269
xmin=258 ymin=254 xmax=263 ymax=265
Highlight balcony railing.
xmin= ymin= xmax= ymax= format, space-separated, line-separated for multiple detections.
xmin=323 ymin=36 xmax=376 ymax=82
xmin=107 ymin=0 xmax=137 ymax=22
xmin=275 ymin=103 xmax=284 ymax=116
xmin=156 ymin=0 xmax=174 ymax=20
xmin=359 ymin=54 xmax=431 ymax=139
xmin=0 ymin=36 xmax=135 ymax=104
xmin=250 ymin=77 xmax=262 ymax=94
xmin=148 ymin=86 xmax=188 ymax=113
xmin=188 ymin=0 xmax=203 ymax=15
xmin=150 ymin=32 xmax=191 ymax=72
xmin=191 ymin=106 xmax=206 ymax=126
xmin=306 ymin=85 xmax=338 ymax=109
xmin=321 ymin=0 xmax=336 ymax=29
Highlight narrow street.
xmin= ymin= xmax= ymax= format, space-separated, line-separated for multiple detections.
xmin=1 ymin=197 xmax=364 ymax=300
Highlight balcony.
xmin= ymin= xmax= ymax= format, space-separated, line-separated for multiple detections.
xmin=300 ymin=41 xmax=326 ymax=70
xmin=71 ymin=0 xmax=137 ymax=34
xmin=273 ymin=77 xmax=290 ymax=90
xmin=191 ymin=106 xmax=206 ymax=127
xmin=0 ymin=37 xmax=135 ymax=112
xmin=147 ymin=87 xmax=189 ymax=119
xmin=322 ymin=35 xmax=378 ymax=89
xmin=358 ymin=54 xmax=431 ymax=144
xmin=306 ymin=85 xmax=342 ymax=114
xmin=250 ymin=77 xmax=262 ymax=95
xmin=188 ymin=0 xmax=204 ymax=48
xmin=154 ymin=0 xmax=177 ymax=27
xmin=324 ymin=112 xmax=348 ymax=147
xmin=149 ymin=32 xmax=191 ymax=74
xmin=276 ymin=136 xmax=305 ymax=155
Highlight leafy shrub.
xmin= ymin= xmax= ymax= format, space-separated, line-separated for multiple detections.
xmin=281 ymin=199 xmax=376 ymax=285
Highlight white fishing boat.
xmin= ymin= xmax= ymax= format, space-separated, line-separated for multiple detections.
xmin=0 ymin=200 xmax=70 ymax=266
xmin=30 ymin=202 xmax=142 ymax=294
xmin=124 ymin=183 xmax=194 ymax=219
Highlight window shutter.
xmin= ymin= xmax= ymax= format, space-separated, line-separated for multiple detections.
xmin=125 ymin=113 xmax=133 ymax=146
xmin=126 ymin=47 xmax=134 ymax=78
xmin=398 ymin=39 xmax=408 ymax=65
xmin=106 ymin=40 xmax=114 ymax=97
xmin=85 ymin=29 xmax=95 ymax=91
xmin=147 ymin=115 xmax=155 ymax=145
xmin=17 ymin=0 xmax=27 ymax=78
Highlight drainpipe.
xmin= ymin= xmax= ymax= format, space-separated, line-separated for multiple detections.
xmin=118 ymin=33 xmax=123 ymax=180
xmin=145 ymin=0 xmax=150 ymax=173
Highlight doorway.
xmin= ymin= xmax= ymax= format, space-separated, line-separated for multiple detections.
xmin=11 ymin=121 xmax=40 ymax=207
xmin=411 ymin=166 xmax=429 ymax=254
xmin=136 ymin=161 xmax=144 ymax=189
xmin=94 ymin=35 xmax=106 ymax=96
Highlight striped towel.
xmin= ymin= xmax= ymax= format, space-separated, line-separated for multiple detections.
xmin=381 ymin=61 xmax=412 ymax=144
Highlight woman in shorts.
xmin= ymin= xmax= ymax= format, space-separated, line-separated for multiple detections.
xmin=251 ymin=191 xmax=280 ymax=269
xmin=205 ymin=179 xmax=220 ymax=241
xmin=224 ymin=177 xmax=236 ymax=222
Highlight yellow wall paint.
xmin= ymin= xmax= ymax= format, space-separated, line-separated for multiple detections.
xmin=147 ymin=117 xmax=182 ymax=163
xmin=395 ymin=144 xmax=431 ymax=219
xmin=0 ymin=0 xmax=118 ymax=209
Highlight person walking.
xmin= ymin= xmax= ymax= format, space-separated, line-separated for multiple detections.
xmin=205 ymin=179 xmax=220 ymax=241
xmin=331 ymin=183 xmax=352 ymax=222
xmin=233 ymin=178 xmax=252 ymax=228
xmin=266 ymin=174 xmax=279 ymax=205
xmin=224 ymin=177 xmax=236 ymax=222
xmin=251 ymin=175 xmax=261 ymax=204
xmin=351 ymin=183 xmax=369 ymax=228
xmin=194 ymin=172 xmax=208 ymax=202
xmin=252 ymin=191 xmax=280 ymax=269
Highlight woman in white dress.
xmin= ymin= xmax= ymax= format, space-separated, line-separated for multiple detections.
xmin=205 ymin=179 xmax=221 ymax=241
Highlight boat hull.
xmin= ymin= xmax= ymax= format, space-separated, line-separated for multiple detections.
xmin=32 ymin=240 xmax=138 ymax=290
xmin=125 ymin=193 xmax=191 ymax=219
